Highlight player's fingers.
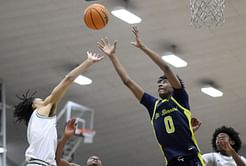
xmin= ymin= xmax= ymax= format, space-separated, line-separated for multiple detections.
xmin=97 ymin=42 xmax=104 ymax=49
xmin=86 ymin=51 xmax=92 ymax=56
xmin=100 ymin=38 xmax=107 ymax=45
xmin=113 ymin=40 xmax=118 ymax=49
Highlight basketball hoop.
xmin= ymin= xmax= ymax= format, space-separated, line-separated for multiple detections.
xmin=75 ymin=128 xmax=96 ymax=144
xmin=190 ymin=0 xmax=225 ymax=28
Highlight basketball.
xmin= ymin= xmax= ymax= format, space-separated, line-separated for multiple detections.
xmin=84 ymin=4 xmax=109 ymax=30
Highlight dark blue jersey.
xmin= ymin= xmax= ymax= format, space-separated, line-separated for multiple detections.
xmin=140 ymin=88 xmax=202 ymax=163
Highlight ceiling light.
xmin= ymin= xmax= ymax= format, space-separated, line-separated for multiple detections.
xmin=201 ymin=86 xmax=223 ymax=97
xmin=162 ymin=53 xmax=188 ymax=68
xmin=0 ymin=147 xmax=5 ymax=153
xmin=111 ymin=9 xmax=142 ymax=24
xmin=74 ymin=75 xmax=92 ymax=85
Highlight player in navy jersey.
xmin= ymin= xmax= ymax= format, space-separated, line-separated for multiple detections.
xmin=97 ymin=26 xmax=204 ymax=166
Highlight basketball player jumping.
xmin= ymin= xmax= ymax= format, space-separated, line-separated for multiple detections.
xmin=97 ymin=26 xmax=205 ymax=166
xmin=14 ymin=51 xmax=103 ymax=166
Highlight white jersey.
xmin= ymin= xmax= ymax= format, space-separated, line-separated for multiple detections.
xmin=25 ymin=109 xmax=57 ymax=166
xmin=202 ymin=152 xmax=246 ymax=166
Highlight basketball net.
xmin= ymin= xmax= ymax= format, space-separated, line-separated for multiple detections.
xmin=75 ymin=128 xmax=96 ymax=144
xmin=190 ymin=0 xmax=225 ymax=28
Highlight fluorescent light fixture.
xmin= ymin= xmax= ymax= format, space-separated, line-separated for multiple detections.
xmin=0 ymin=147 xmax=5 ymax=153
xmin=111 ymin=9 xmax=142 ymax=24
xmin=74 ymin=75 xmax=92 ymax=85
xmin=201 ymin=86 xmax=223 ymax=97
xmin=162 ymin=53 xmax=188 ymax=68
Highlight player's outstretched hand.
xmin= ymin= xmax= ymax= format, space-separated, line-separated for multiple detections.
xmin=97 ymin=37 xmax=117 ymax=57
xmin=131 ymin=26 xmax=143 ymax=48
xmin=64 ymin=119 xmax=76 ymax=138
xmin=87 ymin=51 xmax=104 ymax=63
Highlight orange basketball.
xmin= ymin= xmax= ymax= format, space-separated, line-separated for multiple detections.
xmin=84 ymin=4 xmax=109 ymax=30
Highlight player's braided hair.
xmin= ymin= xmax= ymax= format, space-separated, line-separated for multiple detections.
xmin=14 ymin=90 xmax=37 ymax=126
xmin=212 ymin=126 xmax=242 ymax=152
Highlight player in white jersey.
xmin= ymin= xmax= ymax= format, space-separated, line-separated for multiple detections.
xmin=202 ymin=126 xmax=246 ymax=166
xmin=14 ymin=51 xmax=103 ymax=166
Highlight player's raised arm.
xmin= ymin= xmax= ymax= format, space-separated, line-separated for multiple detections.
xmin=131 ymin=26 xmax=182 ymax=89
xmin=39 ymin=52 xmax=103 ymax=116
xmin=97 ymin=38 xmax=144 ymax=101
xmin=56 ymin=119 xmax=78 ymax=166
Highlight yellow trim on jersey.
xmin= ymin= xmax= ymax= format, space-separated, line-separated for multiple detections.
xmin=170 ymin=97 xmax=191 ymax=115
xmin=150 ymin=99 xmax=168 ymax=165
xmin=151 ymin=100 xmax=159 ymax=122
xmin=151 ymin=99 xmax=167 ymax=122
xmin=198 ymin=153 xmax=205 ymax=166
xmin=171 ymin=97 xmax=205 ymax=166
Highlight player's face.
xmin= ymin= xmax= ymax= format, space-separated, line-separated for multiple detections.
xmin=216 ymin=133 xmax=234 ymax=151
xmin=157 ymin=79 xmax=173 ymax=98
xmin=86 ymin=156 xmax=102 ymax=166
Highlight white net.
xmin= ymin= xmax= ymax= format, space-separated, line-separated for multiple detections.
xmin=190 ymin=0 xmax=225 ymax=28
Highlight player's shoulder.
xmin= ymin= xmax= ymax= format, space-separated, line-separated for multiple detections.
xmin=143 ymin=92 xmax=158 ymax=101
xmin=36 ymin=103 xmax=56 ymax=117
xmin=202 ymin=152 xmax=217 ymax=158
xmin=240 ymin=155 xmax=246 ymax=162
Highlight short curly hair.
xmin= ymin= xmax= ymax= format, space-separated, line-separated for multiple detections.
xmin=212 ymin=126 xmax=242 ymax=152
xmin=157 ymin=75 xmax=184 ymax=88
xmin=14 ymin=90 xmax=36 ymax=126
